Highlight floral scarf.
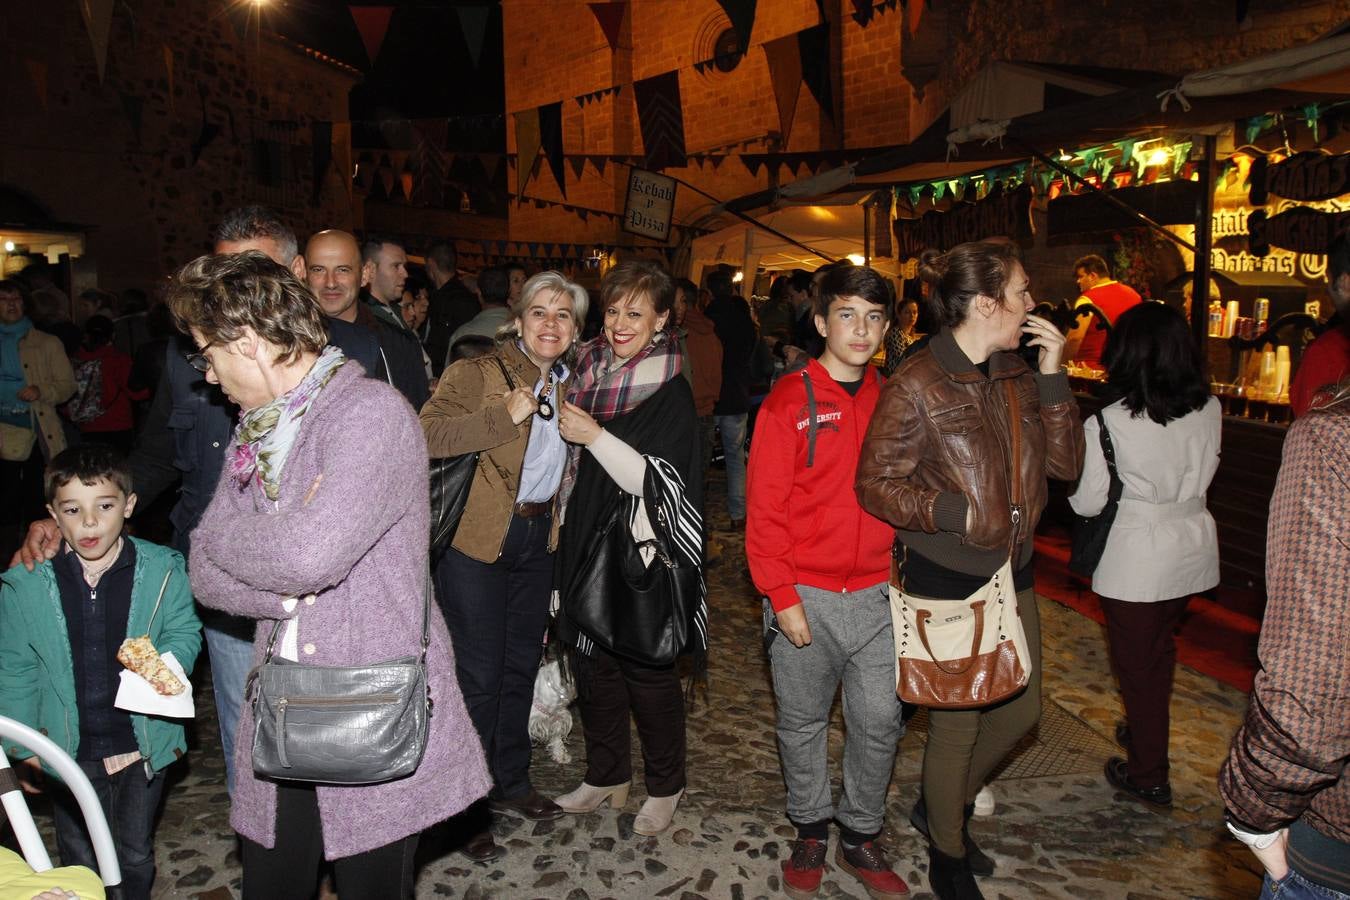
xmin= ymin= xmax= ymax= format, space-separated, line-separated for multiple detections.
xmin=557 ymin=329 xmax=682 ymax=515
xmin=229 ymin=346 xmax=346 ymax=501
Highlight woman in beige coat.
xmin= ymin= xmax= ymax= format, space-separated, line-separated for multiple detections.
xmin=419 ymin=270 xmax=587 ymax=861
xmin=1 ymin=280 xmax=75 ymax=531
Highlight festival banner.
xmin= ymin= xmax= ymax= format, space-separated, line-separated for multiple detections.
xmin=78 ymin=0 xmax=116 ymax=82
xmin=513 ymin=108 xmax=541 ymax=194
xmin=633 ymin=71 xmax=687 ymax=170
xmin=714 ymin=0 xmax=757 ymax=47
xmin=455 ymin=5 xmax=491 ymax=69
xmin=348 ymin=6 xmax=395 ymax=67
xmin=538 ymin=101 xmax=567 ymax=198
xmin=762 ymin=33 xmax=802 ymax=145
xmin=588 ymin=2 xmax=627 ymax=51
xmin=798 ymin=24 xmax=833 ymax=121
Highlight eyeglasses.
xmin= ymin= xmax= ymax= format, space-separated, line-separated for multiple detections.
xmin=184 ymin=342 xmax=215 ymax=374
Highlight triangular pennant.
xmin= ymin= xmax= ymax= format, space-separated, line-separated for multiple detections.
xmin=588 ymin=2 xmax=626 ymax=51
xmin=633 ymin=70 xmax=686 ymax=170
xmin=694 ymin=59 xmax=713 ymax=75
xmin=742 ymin=154 xmax=767 ymax=177
xmin=569 ymin=155 xmax=587 ymax=179
xmin=714 ymin=0 xmax=757 ymax=46
xmin=78 ymin=0 xmax=116 ymax=83
xmin=538 ymin=101 xmax=567 ymax=199
xmin=496 ymin=240 xmax=508 ymax=254
xmin=24 ymin=59 xmax=47 ymax=113
xmin=120 ymin=92 xmax=144 ymax=144
xmin=528 ymin=243 xmax=541 ymax=256
xmin=589 ymin=155 xmax=608 ymax=176
xmin=478 ymin=153 xmax=503 ymax=183
xmin=348 ymin=6 xmax=395 ymax=68
xmin=163 ymin=46 xmax=174 ymax=111
xmin=798 ymin=24 xmax=833 ymax=121
xmin=908 ymin=0 xmax=925 ymax=35
xmin=851 ymin=0 xmax=875 ymax=26
xmin=762 ymin=33 xmax=802 ymax=145
xmin=480 ymin=240 xmax=493 ymax=256
xmin=455 ymin=5 xmax=491 ymax=69
xmin=514 ymin=108 xmax=542 ymax=194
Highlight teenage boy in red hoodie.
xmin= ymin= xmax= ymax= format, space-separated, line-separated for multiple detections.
xmin=747 ymin=265 xmax=908 ymax=900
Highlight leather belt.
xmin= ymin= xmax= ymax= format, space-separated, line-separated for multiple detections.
xmin=513 ymin=501 xmax=550 ymax=518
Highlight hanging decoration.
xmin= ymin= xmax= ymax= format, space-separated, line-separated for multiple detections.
xmin=588 ymin=2 xmax=627 ymax=51
xmin=348 ymin=6 xmax=395 ymax=68
xmin=908 ymin=0 xmax=925 ymax=34
xmin=892 ymin=184 xmax=1035 ymax=257
xmin=513 ymin=107 xmax=542 ymax=194
xmin=455 ymin=5 xmax=491 ymax=69
xmin=1248 ymin=150 xmax=1350 ymax=205
xmin=24 ymin=59 xmax=47 ymax=112
xmin=538 ymin=101 xmax=567 ymax=198
xmin=312 ymin=121 xmax=334 ymax=205
xmin=633 ymin=70 xmax=687 ymax=170
xmin=798 ymin=24 xmax=834 ymax=122
xmin=78 ymin=0 xmax=116 ymax=83
xmin=714 ymin=0 xmax=757 ymax=48
xmin=762 ymin=32 xmax=802 ymax=145
xmin=575 ymin=85 xmax=622 ymax=107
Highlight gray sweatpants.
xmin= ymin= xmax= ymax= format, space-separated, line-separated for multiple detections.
xmin=767 ymin=582 xmax=904 ymax=835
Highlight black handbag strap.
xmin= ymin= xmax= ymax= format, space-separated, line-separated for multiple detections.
xmin=260 ymin=573 xmax=433 ymax=667
xmin=1096 ymin=411 xmax=1124 ymax=504
xmin=491 ymin=353 xmax=516 ymax=391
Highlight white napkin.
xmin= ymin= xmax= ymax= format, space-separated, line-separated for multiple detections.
xmin=114 ymin=651 xmax=195 ymax=719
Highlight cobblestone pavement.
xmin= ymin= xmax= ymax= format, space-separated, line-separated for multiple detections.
xmin=17 ymin=485 xmax=1262 ymax=899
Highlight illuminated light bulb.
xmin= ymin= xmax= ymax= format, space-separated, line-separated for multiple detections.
xmin=2 ymin=241 xmax=13 ymax=253
xmin=1147 ymin=148 xmax=1170 ymax=166
xmin=1057 ymin=148 xmax=1074 ymax=162
xmin=847 ymin=253 xmax=866 ymax=265
xmin=732 ymin=270 xmax=744 ymax=283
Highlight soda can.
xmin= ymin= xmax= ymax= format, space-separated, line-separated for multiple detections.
xmin=1237 ymin=317 xmax=1254 ymax=340
xmin=1254 ymin=297 xmax=1270 ymax=325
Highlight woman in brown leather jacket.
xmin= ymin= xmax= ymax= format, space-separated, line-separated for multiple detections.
xmin=856 ymin=241 xmax=1084 ymax=900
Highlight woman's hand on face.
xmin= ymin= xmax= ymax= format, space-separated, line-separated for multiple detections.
xmin=1022 ymin=313 xmax=1066 ymax=375
xmin=505 ymin=387 xmax=539 ymax=425
xmin=559 ymin=400 xmax=602 ymax=446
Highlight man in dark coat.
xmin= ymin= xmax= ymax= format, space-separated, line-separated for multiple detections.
xmin=703 ymin=268 xmax=757 ymax=528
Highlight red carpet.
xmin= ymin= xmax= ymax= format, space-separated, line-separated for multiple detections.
xmin=1034 ymin=528 xmax=1260 ymax=692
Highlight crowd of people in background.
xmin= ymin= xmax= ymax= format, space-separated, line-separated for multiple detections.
xmin=0 ymin=209 xmax=1347 ymax=900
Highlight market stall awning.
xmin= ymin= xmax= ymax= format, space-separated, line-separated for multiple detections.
xmin=690 ymin=200 xmax=893 ymax=275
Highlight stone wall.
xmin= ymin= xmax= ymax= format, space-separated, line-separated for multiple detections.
xmin=0 ymin=0 xmax=359 ymax=295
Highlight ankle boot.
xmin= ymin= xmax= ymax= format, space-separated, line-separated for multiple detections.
xmin=555 ymin=781 xmax=631 ymax=814
xmin=927 ymin=844 xmax=985 ymax=900
xmin=909 ymin=797 xmax=995 ymax=876
xmin=633 ymin=788 xmax=684 ymax=836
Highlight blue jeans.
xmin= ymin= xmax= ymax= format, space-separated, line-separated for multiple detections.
xmin=1261 ymin=871 xmax=1350 ymax=899
xmin=436 ymin=513 xmax=554 ymax=800
xmin=51 ymin=759 xmax=165 ymax=900
xmin=202 ymin=611 xmax=256 ymax=794
xmin=716 ymin=413 xmax=748 ymax=520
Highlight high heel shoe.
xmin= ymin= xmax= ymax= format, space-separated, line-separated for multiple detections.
xmin=555 ymin=781 xmax=631 ymax=814
xmin=633 ymin=788 xmax=684 ymax=836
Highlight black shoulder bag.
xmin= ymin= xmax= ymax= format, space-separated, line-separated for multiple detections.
xmin=1068 ymin=410 xmax=1123 ymax=577
xmin=429 ymin=355 xmax=515 ymax=560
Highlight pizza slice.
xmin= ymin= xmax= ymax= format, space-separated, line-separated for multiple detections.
xmin=117 ymin=635 xmax=186 ymax=696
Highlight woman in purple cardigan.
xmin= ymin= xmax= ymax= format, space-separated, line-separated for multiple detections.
xmin=168 ymin=252 xmax=491 ymax=899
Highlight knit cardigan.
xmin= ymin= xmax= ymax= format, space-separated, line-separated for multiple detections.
xmin=189 ymin=361 xmax=491 ymax=860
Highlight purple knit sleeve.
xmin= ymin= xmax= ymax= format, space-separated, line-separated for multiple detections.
xmin=193 ymin=389 xmax=427 ymax=597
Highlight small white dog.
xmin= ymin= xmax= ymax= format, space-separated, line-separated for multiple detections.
xmin=528 ymin=640 xmax=576 ymax=764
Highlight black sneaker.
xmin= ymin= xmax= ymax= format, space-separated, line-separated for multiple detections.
xmin=1104 ymin=757 xmax=1172 ymax=808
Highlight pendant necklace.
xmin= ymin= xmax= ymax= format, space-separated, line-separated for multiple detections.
xmin=536 ymin=373 xmax=556 ymax=420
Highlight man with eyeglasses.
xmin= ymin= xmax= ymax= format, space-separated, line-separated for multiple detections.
xmin=10 ymin=208 xmax=382 ymax=795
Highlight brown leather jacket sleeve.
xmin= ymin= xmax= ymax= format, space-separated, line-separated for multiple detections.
xmin=1036 ymin=374 xmax=1086 ymax=483
xmin=856 ymin=379 xmax=958 ymax=534
xmin=419 ymin=357 xmax=518 ymax=458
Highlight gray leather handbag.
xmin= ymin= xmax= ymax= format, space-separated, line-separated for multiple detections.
xmin=247 ymin=579 xmax=431 ymax=785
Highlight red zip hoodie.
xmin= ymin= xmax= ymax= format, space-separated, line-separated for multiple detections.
xmin=746 ymin=357 xmax=893 ymax=612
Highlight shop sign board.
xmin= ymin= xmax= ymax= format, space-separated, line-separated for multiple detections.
xmin=623 ymin=169 xmax=677 ymax=241
xmin=892 ymin=184 xmax=1034 ymax=258
xmin=1249 ymin=151 xmax=1350 ymax=205
xmin=1248 ymin=206 xmax=1350 ymax=256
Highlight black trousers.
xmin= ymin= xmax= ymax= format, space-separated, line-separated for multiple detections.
xmin=240 ymin=783 xmax=417 ymax=900
xmin=1100 ymin=594 xmax=1191 ymax=788
xmin=436 ymin=512 xmax=554 ymax=800
xmin=577 ymin=647 xmax=686 ymax=797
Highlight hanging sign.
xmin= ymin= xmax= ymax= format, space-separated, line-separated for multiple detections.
xmin=1248 ymin=151 xmax=1350 ymax=205
xmin=623 ymin=168 xmax=677 ymax=241
xmin=892 ymin=184 xmax=1033 ymax=257
xmin=1246 ymin=206 xmax=1350 ymax=256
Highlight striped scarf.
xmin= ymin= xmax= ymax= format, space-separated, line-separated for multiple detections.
xmin=557 ymin=329 xmax=682 ymax=517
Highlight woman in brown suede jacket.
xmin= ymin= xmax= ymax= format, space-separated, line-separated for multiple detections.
xmin=856 ymin=241 xmax=1083 ymax=900
xmin=419 ymin=270 xmax=587 ymax=861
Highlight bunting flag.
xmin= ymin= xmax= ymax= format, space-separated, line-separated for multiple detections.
xmin=588 ymin=2 xmax=626 ymax=51
xmin=514 ymin=107 xmax=542 ymax=194
xmin=908 ymin=0 xmax=925 ymax=35
xmin=349 ymin=6 xmax=395 ymax=67
xmin=120 ymin=92 xmax=144 ymax=145
xmin=24 ymin=59 xmax=47 ymax=112
xmin=575 ymin=85 xmax=623 ymax=107
xmin=589 ymin=155 xmax=609 ymax=176
xmin=78 ymin=0 xmax=116 ymax=82
xmin=762 ymin=33 xmax=802 ymax=144
xmin=798 ymin=24 xmax=833 ymax=121
xmin=633 ymin=70 xmax=686 ymax=170
xmin=478 ymin=152 xmax=503 ymax=183
xmin=312 ymin=121 xmax=333 ymax=204
xmin=538 ymin=101 xmax=567 ymax=198
xmin=163 ymin=46 xmax=174 ymax=111
xmin=851 ymin=0 xmax=875 ymax=26
xmin=455 ymin=5 xmax=491 ymax=69
xmin=714 ymin=0 xmax=757 ymax=47
xmin=568 ymin=155 xmax=587 ymax=179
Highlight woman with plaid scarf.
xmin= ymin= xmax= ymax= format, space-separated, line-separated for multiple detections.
xmin=553 ymin=259 xmax=707 ymax=838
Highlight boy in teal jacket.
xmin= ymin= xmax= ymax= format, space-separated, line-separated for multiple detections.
xmin=0 ymin=444 xmax=201 ymax=900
